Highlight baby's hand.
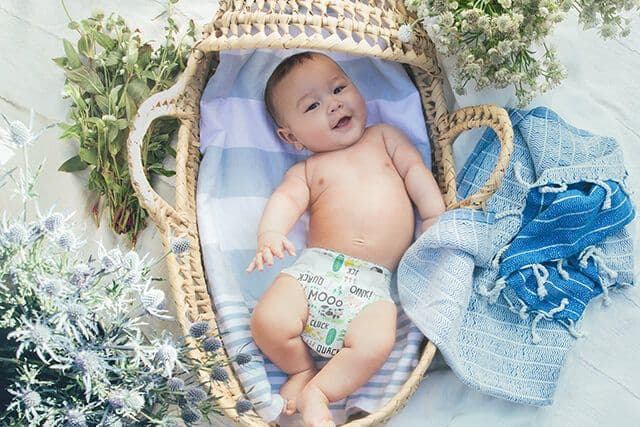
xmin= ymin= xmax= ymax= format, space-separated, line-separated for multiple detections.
xmin=246 ymin=231 xmax=296 ymax=272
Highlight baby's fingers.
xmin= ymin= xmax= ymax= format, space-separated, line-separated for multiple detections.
xmin=283 ymin=238 xmax=296 ymax=257
xmin=255 ymin=252 xmax=264 ymax=271
xmin=262 ymin=247 xmax=275 ymax=266
xmin=272 ymin=244 xmax=284 ymax=259
xmin=246 ymin=258 xmax=256 ymax=272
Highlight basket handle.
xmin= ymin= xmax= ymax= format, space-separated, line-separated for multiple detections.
xmin=438 ymin=104 xmax=514 ymax=210
xmin=127 ymin=86 xmax=189 ymax=229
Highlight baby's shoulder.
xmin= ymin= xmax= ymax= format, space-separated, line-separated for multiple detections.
xmin=285 ymin=160 xmax=307 ymax=177
xmin=365 ymin=123 xmax=390 ymax=136
xmin=364 ymin=123 xmax=401 ymax=142
xmin=363 ymin=123 xmax=403 ymax=151
xmin=283 ymin=160 xmax=308 ymax=183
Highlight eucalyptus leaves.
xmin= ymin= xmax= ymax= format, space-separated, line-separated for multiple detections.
xmin=402 ymin=0 xmax=640 ymax=106
xmin=55 ymin=11 xmax=195 ymax=243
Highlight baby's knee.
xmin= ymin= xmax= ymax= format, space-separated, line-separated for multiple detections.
xmin=251 ymin=302 xmax=304 ymax=344
xmin=250 ymin=304 xmax=276 ymax=340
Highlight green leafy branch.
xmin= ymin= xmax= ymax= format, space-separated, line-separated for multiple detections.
xmin=54 ymin=9 xmax=195 ymax=244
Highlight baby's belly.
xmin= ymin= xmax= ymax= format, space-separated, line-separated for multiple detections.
xmin=307 ymin=190 xmax=415 ymax=271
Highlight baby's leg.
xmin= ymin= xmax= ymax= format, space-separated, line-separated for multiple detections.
xmin=298 ymin=301 xmax=397 ymax=427
xmin=250 ymin=274 xmax=317 ymax=415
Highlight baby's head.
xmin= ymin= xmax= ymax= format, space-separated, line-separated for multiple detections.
xmin=264 ymin=52 xmax=367 ymax=153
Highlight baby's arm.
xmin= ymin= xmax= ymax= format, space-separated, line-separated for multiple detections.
xmin=381 ymin=124 xmax=446 ymax=232
xmin=246 ymin=161 xmax=310 ymax=272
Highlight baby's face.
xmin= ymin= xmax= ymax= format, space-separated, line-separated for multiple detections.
xmin=272 ymin=55 xmax=367 ymax=153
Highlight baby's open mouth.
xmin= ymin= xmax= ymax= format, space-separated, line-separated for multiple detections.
xmin=333 ymin=116 xmax=352 ymax=129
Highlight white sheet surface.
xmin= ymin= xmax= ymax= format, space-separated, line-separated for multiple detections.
xmin=0 ymin=2 xmax=638 ymax=426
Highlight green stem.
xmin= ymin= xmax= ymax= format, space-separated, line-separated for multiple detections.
xmin=0 ymin=356 xmax=20 ymax=365
xmin=60 ymin=0 xmax=81 ymax=35
xmin=22 ymin=143 xmax=29 ymax=222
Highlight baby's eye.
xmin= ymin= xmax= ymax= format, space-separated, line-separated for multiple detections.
xmin=305 ymin=102 xmax=319 ymax=112
xmin=333 ymin=85 xmax=346 ymax=94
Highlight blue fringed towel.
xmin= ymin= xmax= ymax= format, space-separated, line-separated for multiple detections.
xmin=398 ymin=107 xmax=635 ymax=405
xmin=485 ymin=179 xmax=634 ymax=342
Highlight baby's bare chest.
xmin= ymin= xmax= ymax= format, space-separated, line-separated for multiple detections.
xmin=308 ymin=142 xmax=406 ymax=205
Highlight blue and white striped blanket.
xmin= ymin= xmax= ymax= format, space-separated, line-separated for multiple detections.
xmin=197 ymin=49 xmax=429 ymax=424
xmin=398 ymin=107 xmax=635 ymax=405
xmin=489 ymin=179 xmax=634 ymax=341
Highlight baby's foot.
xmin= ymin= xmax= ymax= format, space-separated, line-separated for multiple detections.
xmin=298 ymin=383 xmax=335 ymax=427
xmin=280 ymin=368 xmax=317 ymax=416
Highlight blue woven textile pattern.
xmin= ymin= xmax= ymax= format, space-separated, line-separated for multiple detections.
xmin=493 ymin=180 xmax=635 ymax=337
xmin=398 ymin=107 xmax=635 ymax=405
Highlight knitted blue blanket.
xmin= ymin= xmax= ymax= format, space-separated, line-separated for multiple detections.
xmin=398 ymin=107 xmax=635 ymax=405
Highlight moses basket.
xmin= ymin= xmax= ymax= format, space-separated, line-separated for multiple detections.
xmin=127 ymin=0 xmax=514 ymax=424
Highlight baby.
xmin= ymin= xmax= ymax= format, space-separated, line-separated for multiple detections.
xmin=247 ymin=52 xmax=445 ymax=427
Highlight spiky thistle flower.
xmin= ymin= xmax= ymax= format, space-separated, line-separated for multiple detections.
xmin=53 ymin=229 xmax=83 ymax=251
xmin=185 ymin=387 xmax=208 ymax=405
xmin=99 ymin=247 xmax=122 ymax=272
xmin=73 ymin=350 xmax=108 ymax=400
xmin=154 ymin=342 xmax=179 ymax=377
xmin=203 ymin=336 xmax=222 ymax=353
xmin=235 ymin=399 xmax=253 ymax=414
xmin=170 ymin=236 xmax=191 ymax=255
xmin=234 ymin=352 xmax=252 ymax=366
xmin=140 ymin=286 xmax=172 ymax=319
xmin=211 ymin=366 xmax=229 ymax=382
xmin=167 ymin=377 xmax=185 ymax=392
xmin=38 ymin=278 xmax=61 ymax=296
xmin=181 ymin=406 xmax=203 ymax=424
xmin=124 ymin=390 xmax=145 ymax=413
xmin=0 ymin=112 xmax=40 ymax=149
xmin=189 ymin=321 xmax=209 ymax=338
xmin=69 ymin=263 xmax=94 ymax=289
xmin=6 ymin=385 xmax=46 ymax=423
xmin=6 ymin=222 xmax=28 ymax=245
xmin=107 ymin=393 xmax=126 ymax=410
xmin=42 ymin=211 xmax=64 ymax=233
xmin=8 ymin=316 xmax=63 ymax=363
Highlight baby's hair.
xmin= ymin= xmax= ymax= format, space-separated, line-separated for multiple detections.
xmin=264 ymin=51 xmax=324 ymax=125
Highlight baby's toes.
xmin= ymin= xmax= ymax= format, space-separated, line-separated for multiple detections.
xmin=284 ymin=398 xmax=296 ymax=416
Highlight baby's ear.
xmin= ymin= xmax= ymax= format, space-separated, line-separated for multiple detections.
xmin=276 ymin=127 xmax=304 ymax=151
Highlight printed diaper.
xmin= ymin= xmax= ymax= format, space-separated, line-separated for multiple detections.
xmin=281 ymin=248 xmax=393 ymax=358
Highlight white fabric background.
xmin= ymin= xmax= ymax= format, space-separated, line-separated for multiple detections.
xmin=0 ymin=1 xmax=638 ymax=426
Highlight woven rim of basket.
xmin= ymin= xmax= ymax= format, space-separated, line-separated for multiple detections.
xmin=194 ymin=0 xmax=441 ymax=77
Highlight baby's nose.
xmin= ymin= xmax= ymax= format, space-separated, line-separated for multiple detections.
xmin=329 ymin=101 xmax=343 ymax=113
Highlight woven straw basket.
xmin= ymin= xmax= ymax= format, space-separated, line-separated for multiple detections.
xmin=127 ymin=0 xmax=514 ymax=425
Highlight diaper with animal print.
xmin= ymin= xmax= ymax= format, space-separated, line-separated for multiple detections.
xmin=281 ymin=247 xmax=393 ymax=358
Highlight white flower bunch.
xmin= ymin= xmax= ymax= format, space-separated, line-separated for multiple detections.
xmin=0 ymin=115 xmax=255 ymax=425
xmin=401 ymin=0 xmax=640 ymax=106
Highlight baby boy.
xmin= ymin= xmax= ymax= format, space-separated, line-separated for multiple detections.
xmin=247 ymin=52 xmax=445 ymax=427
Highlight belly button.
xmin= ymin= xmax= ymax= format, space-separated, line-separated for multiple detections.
xmin=352 ymin=238 xmax=365 ymax=246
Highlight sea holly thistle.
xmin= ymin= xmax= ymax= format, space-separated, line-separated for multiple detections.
xmin=0 ymin=113 xmax=241 ymax=426
xmin=402 ymin=0 xmax=640 ymax=106
xmin=54 ymin=5 xmax=196 ymax=243
xmin=0 ymin=110 xmax=55 ymax=215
